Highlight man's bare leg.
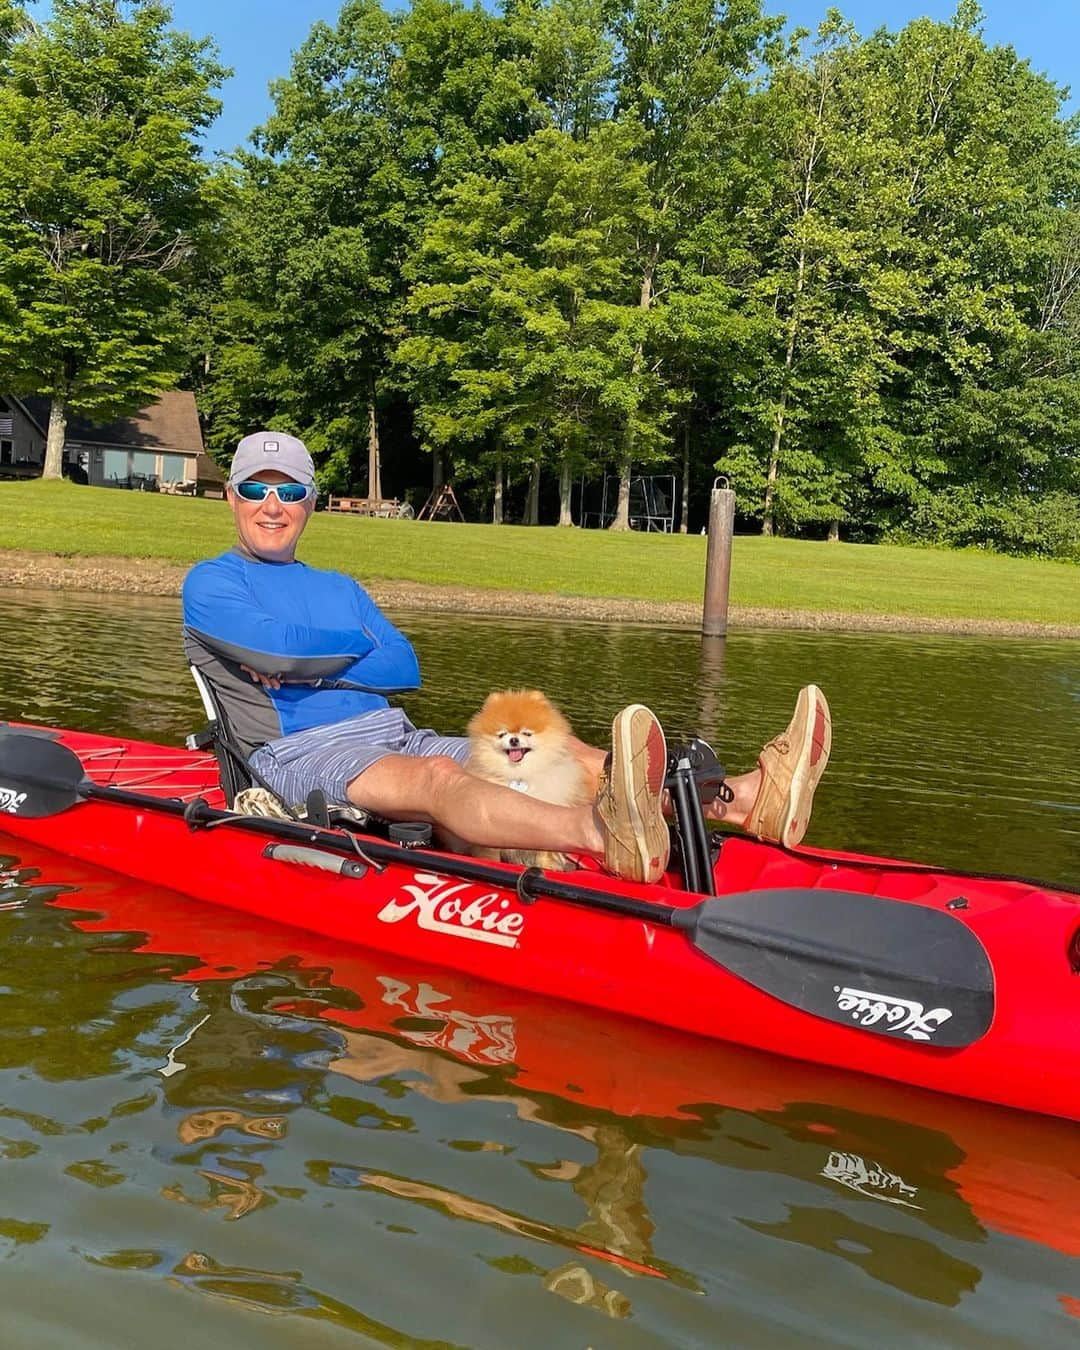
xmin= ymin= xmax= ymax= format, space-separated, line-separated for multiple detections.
xmin=347 ymin=754 xmax=605 ymax=856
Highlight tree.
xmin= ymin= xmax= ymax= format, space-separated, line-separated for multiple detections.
xmin=399 ymin=122 xmax=666 ymax=525
xmin=604 ymin=0 xmax=780 ymax=528
xmin=709 ymin=13 xmax=909 ymax=536
xmin=0 ymin=0 xmax=226 ymax=478
xmin=860 ymin=1 xmax=1080 ymax=545
xmin=205 ymin=0 xmax=543 ymax=496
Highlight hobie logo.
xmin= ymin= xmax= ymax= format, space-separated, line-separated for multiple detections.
xmin=0 ymin=785 xmax=27 ymax=815
xmin=377 ymin=873 xmax=525 ymax=948
xmin=822 ymin=1151 xmax=921 ymax=1208
xmin=834 ymin=986 xmax=953 ymax=1040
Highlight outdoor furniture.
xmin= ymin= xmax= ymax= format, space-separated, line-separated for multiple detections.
xmin=327 ymin=495 xmax=410 ymax=518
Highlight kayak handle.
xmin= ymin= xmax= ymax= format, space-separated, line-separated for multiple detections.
xmin=263 ymin=843 xmax=369 ymax=879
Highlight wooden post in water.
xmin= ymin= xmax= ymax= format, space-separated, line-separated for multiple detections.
xmin=702 ymin=478 xmax=735 ymax=637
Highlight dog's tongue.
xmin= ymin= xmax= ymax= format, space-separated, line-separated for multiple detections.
xmin=507 ymin=747 xmax=527 ymax=764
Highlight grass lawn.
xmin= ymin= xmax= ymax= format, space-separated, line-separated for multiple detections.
xmin=4 ymin=479 xmax=1079 ymax=625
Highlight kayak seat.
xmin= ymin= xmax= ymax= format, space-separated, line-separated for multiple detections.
xmin=185 ymin=664 xmax=378 ymax=835
xmin=187 ymin=663 xmax=256 ymax=807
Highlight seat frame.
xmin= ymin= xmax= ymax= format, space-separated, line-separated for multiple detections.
xmin=186 ymin=664 xmax=259 ymax=806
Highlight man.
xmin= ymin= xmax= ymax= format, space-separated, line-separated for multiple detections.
xmin=183 ymin=431 xmax=832 ymax=884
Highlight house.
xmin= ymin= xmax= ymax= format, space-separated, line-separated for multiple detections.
xmin=0 ymin=391 xmax=225 ymax=495
xmin=0 ymin=395 xmax=46 ymax=477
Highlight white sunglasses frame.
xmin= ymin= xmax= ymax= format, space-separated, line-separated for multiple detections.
xmin=232 ymin=480 xmax=316 ymax=504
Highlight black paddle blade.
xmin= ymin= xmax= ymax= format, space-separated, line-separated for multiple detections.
xmin=0 ymin=732 xmax=87 ymax=818
xmin=674 ymin=887 xmax=994 ymax=1048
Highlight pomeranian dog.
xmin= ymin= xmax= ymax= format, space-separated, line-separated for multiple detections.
xmin=466 ymin=688 xmax=590 ymax=871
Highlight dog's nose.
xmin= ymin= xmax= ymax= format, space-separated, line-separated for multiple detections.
xmin=507 ymin=736 xmax=520 ymax=748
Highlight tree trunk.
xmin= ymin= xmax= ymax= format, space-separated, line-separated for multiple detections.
xmin=558 ymin=459 xmax=574 ymax=526
xmin=827 ymin=518 xmax=840 ymax=543
xmin=762 ymin=244 xmax=805 ymax=536
xmin=492 ymin=451 xmax=504 ymax=525
xmin=611 ymin=245 xmax=659 ymax=532
xmin=610 ymin=464 xmax=632 ymax=531
xmin=524 ymin=460 xmax=541 ymax=525
xmin=761 ymin=399 xmax=784 ymax=536
xmin=679 ymin=420 xmax=690 ymax=534
xmin=367 ymin=372 xmax=381 ymax=500
xmin=432 ymin=448 xmax=444 ymax=492
xmin=43 ymin=396 xmax=68 ymax=481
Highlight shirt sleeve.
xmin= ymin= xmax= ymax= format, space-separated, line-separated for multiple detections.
xmin=330 ymin=581 xmax=421 ymax=693
xmin=182 ymin=559 xmax=376 ymax=680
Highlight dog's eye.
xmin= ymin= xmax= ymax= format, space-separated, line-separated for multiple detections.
xmin=519 ymin=728 xmax=533 ymax=737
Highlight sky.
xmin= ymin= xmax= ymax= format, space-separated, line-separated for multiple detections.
xmin=25 ymin=0 xmax=1080 ymax=156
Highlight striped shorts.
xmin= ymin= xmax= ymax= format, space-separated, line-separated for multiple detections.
xmin=249 ymin=707 xmax=470 ymax=808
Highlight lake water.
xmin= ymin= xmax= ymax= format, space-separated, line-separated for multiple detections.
xmin=0 ymin=588 xmax=1077 ymax=1347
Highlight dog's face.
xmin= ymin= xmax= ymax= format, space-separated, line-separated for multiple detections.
xmin=467 ymin=689 xmax=572 ymax=784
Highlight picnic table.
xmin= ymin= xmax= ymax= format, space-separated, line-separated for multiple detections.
xmin=327 ymin=495 xmax=412 ymax=518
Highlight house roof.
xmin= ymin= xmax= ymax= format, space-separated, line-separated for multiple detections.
xmin=56 ymin=390 xmax=207 ymax=455
xmin=15 ymin=390 xmax=206 ymax=456
xmin=3 ymin=394 xmax=47 ymax=434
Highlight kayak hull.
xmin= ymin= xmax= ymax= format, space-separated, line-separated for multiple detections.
xmin=1 ymin=726 xmax=1077 ymax=1120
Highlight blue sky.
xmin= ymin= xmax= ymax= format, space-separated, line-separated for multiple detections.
xmin=26 ymin=0 xmax=1079 ymax=155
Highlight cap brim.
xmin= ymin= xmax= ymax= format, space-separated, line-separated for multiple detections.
xmin=229 ymin=467 xmax=314 ymax=486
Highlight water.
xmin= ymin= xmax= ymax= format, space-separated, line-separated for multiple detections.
xmin=0 ymin=588 xmax=1077 ymax=1347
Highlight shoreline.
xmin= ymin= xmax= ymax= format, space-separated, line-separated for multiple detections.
xmin=3 ymin=549 xmax=1078 ymax=638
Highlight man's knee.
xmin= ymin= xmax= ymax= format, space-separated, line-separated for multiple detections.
xmin=347 ymin=752 xmax=467 ymax=817
xmin=421 ymin=754 xmax=471 ymax=803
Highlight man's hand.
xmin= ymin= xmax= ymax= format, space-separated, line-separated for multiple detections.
xmin=240 ymin=664 xmax=282 ymax=690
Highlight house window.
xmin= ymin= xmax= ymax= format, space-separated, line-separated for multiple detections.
xmin=161 ymin=453 xmax=186 ymax=485
xmin=102 ymin=449 xmax=129 ymax=486
xmin=0 ymin=440 xmax=11 ymax=466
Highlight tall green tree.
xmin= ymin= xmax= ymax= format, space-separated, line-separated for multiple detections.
xmin=715 ymin=13 xmax=909 ymax=535
xmin=206 ymin=0 xmax=540 ymax=495
xmin=862 ymin=1 xmax=1080 ymax=545
xmin=0 ymin=0 xmax=226 ymax=477
xmin=400 ymin=122 xmax=663 ymax=525
xmin=603 ymin=0 xmax=780 ymax=527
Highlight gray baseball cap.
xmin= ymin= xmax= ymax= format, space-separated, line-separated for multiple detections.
xmin=229 ymin=431 xmax=315 ymax=487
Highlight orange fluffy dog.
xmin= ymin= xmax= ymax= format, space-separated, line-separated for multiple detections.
xmin=466 ymin=689 xmax=590 ymax=871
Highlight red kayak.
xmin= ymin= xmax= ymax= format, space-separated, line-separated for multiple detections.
xmin=0 ymin=724 xmax=1077 ymax=1121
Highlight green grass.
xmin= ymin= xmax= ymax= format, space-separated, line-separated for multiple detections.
xmin=4 ymin=478 xmax=1079 ymax=625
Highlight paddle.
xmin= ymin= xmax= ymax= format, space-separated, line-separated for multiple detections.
xmin=0 ymin=731 xmax=994 ymax=1047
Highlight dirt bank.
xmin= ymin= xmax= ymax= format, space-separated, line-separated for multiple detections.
xmin=2 ymin=549 xmax=1078 ymax=638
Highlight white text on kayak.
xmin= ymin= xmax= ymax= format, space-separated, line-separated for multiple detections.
xmin=377 ymin=873 xmax=525 ymax=948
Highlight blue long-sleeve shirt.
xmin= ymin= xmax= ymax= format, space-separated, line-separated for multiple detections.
xmin=182 ymin=550 xmax=420 ymax=755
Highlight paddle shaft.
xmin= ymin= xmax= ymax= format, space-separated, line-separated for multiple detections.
xmin=80 ymin=780 xmax=681 ymax=925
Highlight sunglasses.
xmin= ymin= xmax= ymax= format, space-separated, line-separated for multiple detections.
xmin=234 ymin=480 xmax=314 ymax=504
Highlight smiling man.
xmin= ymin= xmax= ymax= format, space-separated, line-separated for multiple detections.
xmin=182 ymin=430 xmax=832 ymax=884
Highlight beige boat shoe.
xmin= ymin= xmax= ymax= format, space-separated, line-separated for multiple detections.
xmin=745 ymin=685 xmax=832 ymax=848
xmin=594 ymin=704 xmax=670 ymax=884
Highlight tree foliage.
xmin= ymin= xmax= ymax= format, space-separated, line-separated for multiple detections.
xmin=4 ymin=0 xmax=1077 ymax=558
xmin=0 ymin=0 xmax=227 ymax=476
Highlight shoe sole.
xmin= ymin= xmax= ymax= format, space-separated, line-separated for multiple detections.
xmin=613 ymin=705 xmax=669 ymax=882
xmin=781 ymin=685 xmax=832 ymax=848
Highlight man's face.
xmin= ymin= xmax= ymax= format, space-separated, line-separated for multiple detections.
xmin=227 ymin=469 xmax=315 ymax=563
